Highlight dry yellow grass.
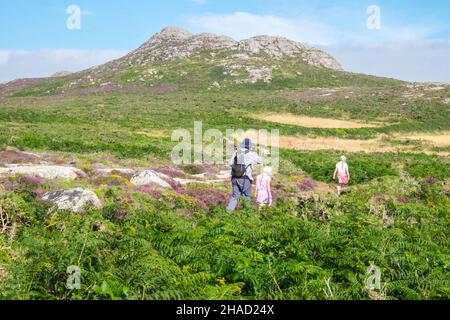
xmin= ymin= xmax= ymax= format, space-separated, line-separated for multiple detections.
xmin=135 ymin=130 xmax=170 ymax=138
xmin=259 ymin=134 xmax=450 ymax=155
xmin=275 ymin=136 xmax=391 ymax=153
xmin=395 ymin=133 xmax=450 ymax=147
xmin=234 ymin=116 xmax=449 ymax=155
xmin=231 ymin=129 xmax=391 ymax=153
xmin=253 ymin=113 xmax=383 ymax=129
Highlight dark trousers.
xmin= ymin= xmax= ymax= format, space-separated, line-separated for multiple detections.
xmin=227 ymin=178 xmax=252 ymax=212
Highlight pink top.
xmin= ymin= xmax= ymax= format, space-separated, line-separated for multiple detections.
xmin=336 ymin=161 xmax=349 ymax=185
xmin=256 ymin=175 xmax=272 ymax=205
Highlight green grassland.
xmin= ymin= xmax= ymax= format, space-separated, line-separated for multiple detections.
xmin=1 ymin=86 xmax=449 ymax=158
xmin=0 ymin=50 xmax=449 ymax=300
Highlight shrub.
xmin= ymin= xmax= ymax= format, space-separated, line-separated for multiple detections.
xmin=180 ymin=165 xmax=205 ymax=175
xmin=0 ymin=194 xmax=32 ymax=237
xmin=18 ymin=176 xmax=45 ymax=186
xmin=396 ymin=196 xmax=410 ymax=204
xmin=130 ymin=185 xmax=163 ymax=199
xmin=153 ymin=167 xmax=185 ymax=178
xmin=297 ymin=178 xmax=314 ymax=191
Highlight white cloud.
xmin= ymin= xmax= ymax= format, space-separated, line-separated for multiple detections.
xmin=0 ymin=52 xmax=11 ymax=65
xmin=0 ymin=49 xmax=128 ymax=82
xmin=349 ymin=25 xmax=434 ymax=44
xmin=323 ymin=39 xmax=450 ymax=83
xmin=187 ymin=12 xmax=337 ymax=46
xmin=0 ymin=50 xmax=30 ymax=66
xmin=379 ymin=26 xmax=432 ymax=42
xmin=187 ymin=11 xmax=436 ymax=46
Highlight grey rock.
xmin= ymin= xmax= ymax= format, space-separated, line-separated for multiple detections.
xmin=130 ymin=170 xmax=172 ymax=188
xmin=41 ymin=188 xmax=103 ymax=214
xmin=51 ymin=71 xmax=73 ymax=77
xmin=125 ymin=27 xmax=236 ymax=63
xmin=237 ymin=36 xmax=306 ymax=57
xmin=0 ymin=165 xmax=85 ymax=180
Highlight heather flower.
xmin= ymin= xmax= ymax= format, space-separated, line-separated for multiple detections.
xmin=176 ymin=187 xmax=228 ymax=210
xmin=153 ymin=167 xmax=184 ymax=179
xmin=396 ymin=197 xmax=409 ymax=204
xmin=297 ymin=178 xmax=314 ymax=191
xmin=374 ymin=193 xmax=388 ymax=202
xmin=195 ymin=190 xmax=228 ymax=210
xmin=148 ymin=168 xmax=180 ymax=189
xmin=130 ymin=185 xmax=163 ymax=199
xmin=425 ymin=177 xmax=438 ymax=185
xmin=19 ymin=175 xmax=45 ymax=185
xmin=32 ymin=188 xmax=47 ymax=198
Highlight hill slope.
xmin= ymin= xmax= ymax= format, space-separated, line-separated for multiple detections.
xmin=2 ymin=26 xmax=362 ymax=97
xmin=0 ymin=27 xmax=449 ymax=301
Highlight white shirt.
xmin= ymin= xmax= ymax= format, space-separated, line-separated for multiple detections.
xmin=336 ymin=161 xmax=349 ymax=175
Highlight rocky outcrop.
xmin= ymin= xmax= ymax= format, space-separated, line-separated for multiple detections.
xmin=301 ymin=48 xmax=343 ymax=71
xmin=237 ymin=36 xmax=306 ymax=58
xmin=242 ymin=66 xmax=273 ymax=84
xmin=122 ymin=26 xmax=342 ymax=71
xmin=125 ymin=27 xmax=236 ymax=64
xmin=0 ymin=165 xmax=85 ymax=180
xmin=41 ymin=188 xmax=103 ymax=214
xmin=130 ymin=170 xmax=172 ymax=188
xmin=51 ymin=71 xmax=73 ymax=77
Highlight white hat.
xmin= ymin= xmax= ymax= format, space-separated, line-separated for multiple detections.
xmin=263 ymin=166 xmax=273 ymax=176
xmin=341 ymin=156 xmax=347 ymax=161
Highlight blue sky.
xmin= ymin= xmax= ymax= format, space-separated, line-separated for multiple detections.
xmin=1 ymin=0 xmax=450 ymax=82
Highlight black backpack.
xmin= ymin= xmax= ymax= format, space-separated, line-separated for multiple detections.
xmin=231 ymin=153 xmax=249 ymax=178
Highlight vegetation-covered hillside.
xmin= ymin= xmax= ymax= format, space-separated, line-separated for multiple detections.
xmin=0 ymin=27 xmax=448 ymax=300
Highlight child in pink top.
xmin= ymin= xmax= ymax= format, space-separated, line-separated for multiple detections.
xmin=333 ymin=156 xmax=350 ymax=195
xmin=256 ymin=167 xmax=273 ymax=208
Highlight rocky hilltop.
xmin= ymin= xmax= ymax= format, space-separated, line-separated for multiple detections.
xmin=0 ymin=26 xmax=345 ymax=96
xmin=51 ymin=70 xmax=73 ymax=77
xmin=123 ymin=26 xmax=342 ymax=71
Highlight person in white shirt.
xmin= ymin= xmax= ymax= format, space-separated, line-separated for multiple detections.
xmin=226 ymin=138 xmax=262 ymax=212
xmin=333 ymin=156 xmax=350 ymax=195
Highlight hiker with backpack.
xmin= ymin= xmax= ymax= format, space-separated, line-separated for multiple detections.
xmin=226 ymin=138 xmax=262 ymax=212
xmin=333 ymin=155 xmax=350 ymax=195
